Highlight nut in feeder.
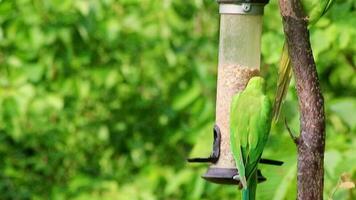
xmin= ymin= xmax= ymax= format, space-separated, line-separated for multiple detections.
xmin=188 ymin=0 xmax=283 ymax=185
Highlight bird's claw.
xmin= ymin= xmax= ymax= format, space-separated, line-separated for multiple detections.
xmin=232 ymin=175 xmax=243 ymax=189
xmin=232 ymin=175 xmax=239 ymax=181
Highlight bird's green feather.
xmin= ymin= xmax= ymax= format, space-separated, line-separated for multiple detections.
xmin=230 ymin=77 xmax=272 ymax=199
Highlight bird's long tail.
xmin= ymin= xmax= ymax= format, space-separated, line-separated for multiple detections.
xmin=242 ymin=189 xmax=250 ymax=200
xmin=241 ymin=172 xmax=257 ymax=200
xmin=272 ymin=41 xmax=292 ymax=122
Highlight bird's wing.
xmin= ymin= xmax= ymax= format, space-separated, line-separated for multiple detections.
xmin=246 ymin=95 xmax=272 ymax=179
xmin=230 ymin=92 xmax=247 ymax=187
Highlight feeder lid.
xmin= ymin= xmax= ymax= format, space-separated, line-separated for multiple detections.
xmin=217 ymin=0 xmax=269 ymax=4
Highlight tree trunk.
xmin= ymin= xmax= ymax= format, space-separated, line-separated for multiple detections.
xmin=278 ymin=0 xmax=326 ymax=200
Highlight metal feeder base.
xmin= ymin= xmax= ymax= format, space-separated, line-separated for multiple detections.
xmin=202 ymin=167 xmax=266 ymax=185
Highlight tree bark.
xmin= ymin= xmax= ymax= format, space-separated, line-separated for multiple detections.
xmin=278 ymin=1 xmax=326 ymax=200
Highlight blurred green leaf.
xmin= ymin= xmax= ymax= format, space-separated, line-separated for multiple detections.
xmin=329 ymin=98 xmax=356 ymax=130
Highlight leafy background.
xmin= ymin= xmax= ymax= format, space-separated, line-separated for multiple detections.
xmin=0 ymin=0 xmax=355 ymax=199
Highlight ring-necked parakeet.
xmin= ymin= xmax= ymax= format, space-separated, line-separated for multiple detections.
xmin=230 ymin=76 xmax=272 ymax=200
xmin=273 ymin=0 xmax=334 ymax=120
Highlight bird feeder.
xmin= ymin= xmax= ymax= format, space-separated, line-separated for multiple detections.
xmin=188 ymin=0 xmax=282 ymax=185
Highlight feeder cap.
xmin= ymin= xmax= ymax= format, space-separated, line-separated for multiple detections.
xmin=217 ymin=0 xmax=269 ymax=4
xmin=218 ymin=0 xmax=268 ymax=14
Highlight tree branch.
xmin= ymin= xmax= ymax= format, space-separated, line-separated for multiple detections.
xmin=278 ymin=0 xmax=326 ymax=200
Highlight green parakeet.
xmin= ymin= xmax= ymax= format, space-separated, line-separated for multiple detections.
xmin=230 ymin=76 xmax=272 ymax=200
xmin=273 ymin=0 xmax=334 ymax=120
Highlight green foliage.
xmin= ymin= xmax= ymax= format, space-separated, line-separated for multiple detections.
xmin=0 ymin=0 xmax=354 ymax=199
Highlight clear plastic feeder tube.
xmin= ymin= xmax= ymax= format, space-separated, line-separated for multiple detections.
xmin=213 ymin=2 xmax=266 ymax=170
xmin=218 ymin=14 xmax=262 ymax=69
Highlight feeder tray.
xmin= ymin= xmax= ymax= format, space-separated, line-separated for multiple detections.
xmin=187 ymin=125 xmax=283 ymax=185
xmin=202 ymin=167 xmax=266 ymax=185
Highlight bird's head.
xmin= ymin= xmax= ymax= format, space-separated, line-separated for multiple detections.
xmin=245 ymin=76 xmax=266 ymax=92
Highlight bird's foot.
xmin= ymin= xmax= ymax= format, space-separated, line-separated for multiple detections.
xmin=233 ymin=175 xmax=243 ymax=189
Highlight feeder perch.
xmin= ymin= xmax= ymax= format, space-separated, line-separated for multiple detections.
xmin=188 ymin=0 xmax=283 ymax=185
